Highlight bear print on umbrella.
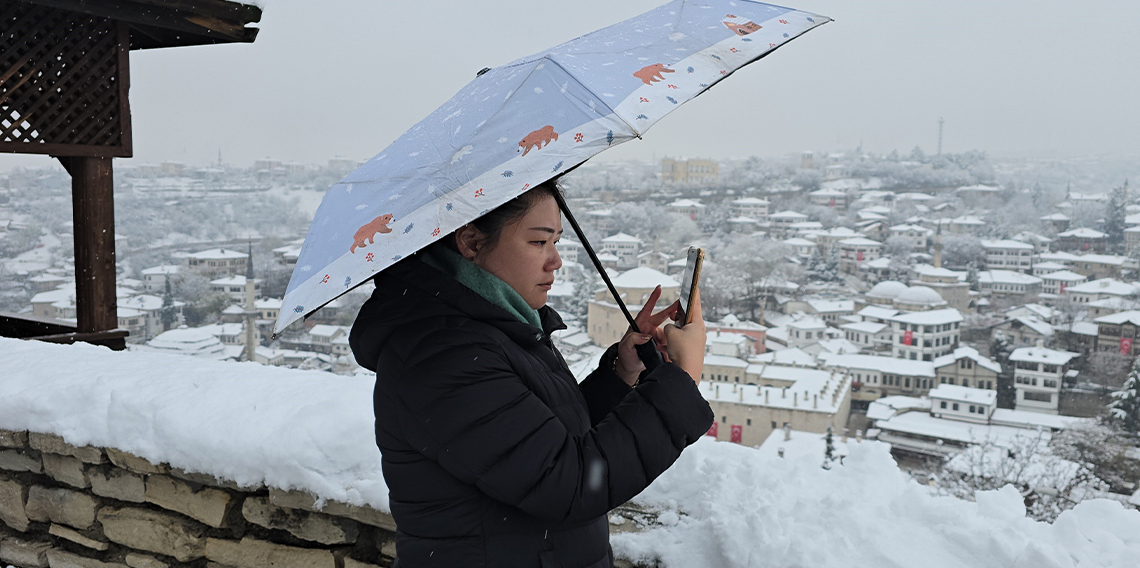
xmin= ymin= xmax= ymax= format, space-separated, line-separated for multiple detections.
xmin=350 ymin=214 xmax=394 ymax=254
xmin=633 ymin=63 xmax=675 ymax=85
xmin=723 ymin=15 xmax=762 ymax=36
xmin=518 ymin=125 xmax=558 ymax=156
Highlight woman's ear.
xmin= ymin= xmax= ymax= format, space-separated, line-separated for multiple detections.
xmin=455 ymin=225 xmax=481 ymax=262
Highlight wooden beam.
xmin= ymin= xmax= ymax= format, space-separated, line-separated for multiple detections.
xmin=26 ymin=328 xmax=128 ymax=350
xmin=14 ymin=0 xmax=259 ymax=44
xmin=61 ymin=156 xmax=119 ymax=336
xmin=0 ymin=311 xmax=77 ymax=338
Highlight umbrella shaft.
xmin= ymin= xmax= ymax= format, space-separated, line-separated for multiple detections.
xmin=553 ymin=191 xmax=641 ymax=334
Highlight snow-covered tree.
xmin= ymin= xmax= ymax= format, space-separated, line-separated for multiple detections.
xmin=941 ymin=235 xmax=985 ymax=268
xmin=881 ymin=235 xmax=913 ymax=259
xmin=822 ymin=426 xmax=836 ymax=470
xmin=1109 ymin=360 xmax=1140 ymax=433
xmin=1104 ymin=182 xmax=1128 ymax=250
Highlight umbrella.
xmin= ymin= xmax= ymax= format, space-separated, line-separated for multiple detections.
xmin=274 ymin=0 xmax=830 ymax=336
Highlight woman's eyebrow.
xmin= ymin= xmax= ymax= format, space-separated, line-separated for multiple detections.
xmin=527 ymin=227 xmax=564 ymax=235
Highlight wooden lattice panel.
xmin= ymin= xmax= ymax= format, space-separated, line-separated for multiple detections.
xmin=0 ymin=1 xmax=131 ymax=157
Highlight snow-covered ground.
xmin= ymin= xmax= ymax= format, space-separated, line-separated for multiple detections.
xmin=3 ymin=337 xmax=1139 ymax=567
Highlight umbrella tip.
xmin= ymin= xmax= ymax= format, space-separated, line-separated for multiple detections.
xmin=476 ymin=67 xmax=491 ymax=77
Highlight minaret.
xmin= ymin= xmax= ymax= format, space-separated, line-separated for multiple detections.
xmin=933 ymin=224 xmax=943 ymax=269
xmin=243 ymin=241 xmax=257 ymax=363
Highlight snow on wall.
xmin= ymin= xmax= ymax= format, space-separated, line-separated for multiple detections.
xmin=3 ymin=338 xmax=1139 ymax=568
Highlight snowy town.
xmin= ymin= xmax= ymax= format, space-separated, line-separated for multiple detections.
xmin=2 ymin=1 xmax=1140 ymax=567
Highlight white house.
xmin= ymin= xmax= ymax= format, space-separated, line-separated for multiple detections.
xmin=140 ymin=264 xmax=181 ymax=293
xmin=783 ymin=237 xmax=817 ymax=258
xmin=185 ymin=248 xmax=248 ymax=277
xmin=210 ymin=275 xmax=263 ymax=301
xmin=981 ymin=239 xmax=1034 ymax=273
xmin=731 ymin=197 xmax=770 ymax=219
xmin=1064 ymin=278 xmax=1139 ymax=304
xmin=769 ymin=211 xmax=810 ymax=238
xmin=840 ymin=320 xmax=892 ymax=353
xmin=668 ymin=199 xmax=705 ymax=221
xmin=888 ymin=224 xmax=933 ymax=250
xmin=1009 ymin=345 xmax=1078 ymax=414
xmin=838 ymin=237 xmax=881 ymax=274
xmin=977 ymin=270 xmax=1043 ymax=297
xmin=600 ymin=232 xmax=642 ymax=269
xmin=890 ymin=308 xmax=964 ymax=361
xmin=929 ymin=385 xmax=997 ymax=424
xmin=1039 ymin=270 xmax=1088 ymax=295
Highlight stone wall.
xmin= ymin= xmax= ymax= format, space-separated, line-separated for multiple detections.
xmin=0 ymin=430 xmax=398 ymax=568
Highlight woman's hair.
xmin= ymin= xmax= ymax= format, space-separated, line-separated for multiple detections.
xmin=441 ymin=181 xmax=562 ymax=254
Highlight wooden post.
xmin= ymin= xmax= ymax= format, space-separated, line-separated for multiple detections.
xmin=60 ymin=156 xmax=124 ymax=349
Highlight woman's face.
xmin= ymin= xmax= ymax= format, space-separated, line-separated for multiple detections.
xmin=473 ymin=194 xmax=564 ymax=309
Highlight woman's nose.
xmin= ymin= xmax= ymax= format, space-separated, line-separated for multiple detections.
xmin=548 ymin=249 xmax=562 ymax=272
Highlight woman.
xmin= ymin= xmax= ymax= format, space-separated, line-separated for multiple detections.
xmin=350 ymin=182 xmax=713 ymax=568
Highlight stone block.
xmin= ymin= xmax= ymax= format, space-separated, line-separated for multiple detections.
xmin=0 ymin=536 xmax=51 ymax=568
xmin=145 ymin=475 xmax=236 ymax=529
xmin=205 ymin=536 xmax=336 ymax=568
xmin=45 ymin=548 xmax=129 ymax=568
xmin=89 ymin=468 xmax=145 ymax=504
xmin=268 ymin=488 xmax=397 ymax=532
xmin=43 ymin=454 xmax=91 ymax=489
xmin=123 ymin=553 xmax=169 ymax=568
xmin=27 ymin=434 xmax=104 ymax=465
xmin=104 ymin=449 xmax=167 ymax=476
xmin=0 ymin=449 xmax=42 ymax=473
xmin=0 ymin=475 xmax=30 ymax=531
xmin=48 ymin=523 xmax=110 ymax=551
xmin=241 ymin=495 xmax=359 ymax=545
xmin=25 ymin=486 xmax=99 ymax=530
xmin=0 ymin=430 xmax=27 ymax=449
xmin=344 ymin=558 xmax=383 ymax=568
xmin=97 ymin=507 xmax=206 ymax=563
xmin=168 ymin=468 xmax=247 ymax=492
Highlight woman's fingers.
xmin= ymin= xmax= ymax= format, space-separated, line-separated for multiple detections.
xmin=633 ymin=285 xmax=662 ymax=331
xmin=648 ymin=300 xmax=680 ymax=328
xmin=689 ymin=285 xmax=703 ymax=323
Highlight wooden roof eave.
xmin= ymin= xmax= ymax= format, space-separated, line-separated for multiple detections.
xmin=13 ymin=0 xmax=261 ymax=50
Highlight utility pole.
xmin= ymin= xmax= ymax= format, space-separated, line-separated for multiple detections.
xmin=937 ymin=117 xmax=944 ymax=156
xmin=243 ymin=240 xmax=257 ymax=363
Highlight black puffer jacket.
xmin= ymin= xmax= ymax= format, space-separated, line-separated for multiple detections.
xmin=350 ymin=256 xmax=713 ymax=568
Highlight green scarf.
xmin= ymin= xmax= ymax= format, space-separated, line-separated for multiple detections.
xmin=420 ymin=243 xmax=542 ymax=329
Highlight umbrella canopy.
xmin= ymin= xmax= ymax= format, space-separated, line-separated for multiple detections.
xmin=275 ymin=0 xmax=830 ymax=335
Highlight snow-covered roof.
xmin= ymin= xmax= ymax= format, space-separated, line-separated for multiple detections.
xmin=957 ymin=184 xmax=1001 ymax=192
xmin=704 ymin=354 xmax=749 ymax=368
xmin=912 ymin=265 xmax=964 ymax=280
xmin=1004 ymin=316 xmax=1054 ymax=337
xmin=978 ymin=270 xmax=1043 ymax=286
xmin=1057 ymin=227 xmax=1107 ymax=239
xmin=950 ymin=215 xmax=985 ymax=225
xmin=210 ymin=275 xmax=261 ymax=286
xmin=929 ymin=385 xmax=997 ymax=406
xmin=668 ymin=199 xmax=705 ymax=208
xmin=611 ymin=266 xmax=678 ymax=289
xmin=933 ymin=346 xmax=1002 ymax=374
xmin=1070 ymin=321 xmax=1099 ymax=336
xmin=309 ymin=324 xmax=348 ymax=338
xmin=117 ymin=307 xmax=146 ymax=318
xmin=748 ymin=348 xmax=817 ymax=367
xmin=1037 ymin=251 xmax=1081 ymax=262
xmin=876 ymin=410 xmax=1051 ymax=448
xmin=731 ymin=197 xmax=770 ymax=205
xmin=809 ymin=187 xmax=847 ymax=196
xmin=1009 ymin=347 xmax=1077 ymax=365
xmin=146 ymin=327 xmax=226 ymax=357
xmin=816 ymin=338 xmax=861 ymax=355
xmin=838 ymin=237 xmax=881 ymax=247
xmin=255 ymin=298 xmax=283 ymax=309
xmin=1065 ymin=278 xmax=1138 ymax=296
xmin=783 ymin=237 xmax=817 ymax=247
xmin=840 ymin=321 xmax=888 ymax=334
xmin=895 ymin=286 xmax=947 ymax=306
xmin=807 ymin=299 xmax=854 ymax=313
xmin=866 ymin=280 xmax=908 ymax=299
xmin=698 ymin=372 xmax=846 ymax=413
xmin=119 ymin=294 xmax=165 ymax=311
xmin=602 ymin=232 xmax=642 ymax=244
xmin=981 ymin=239 xmax=1034 ymax=250
xmin=818 ymin=353 xmax=936 ymax=378
xmin=770 ymin=210 xmax=809 ymax=219
xmin=1040 ymin=213 xmax=1070 ymax=221
xmin=867 ymin=396 xmax=931 ymax=421
xmin=1093 ymin=310 xmax=1140 ymax=326
xmin=891 ymin=308 xmax=964 ymax=325
xmin=187 ymin=248 xmax=248 ymax=260
xmin=863 ymin=257 xmax=892 ymax=269
xmin=787 ymin=317 xmax=827 ymax=330
xmin=858 ymin=305 xmax=899 ymax=320
xmin=988 ymin=409 xmax=1088 ymax=431
xmin=141 ymin=264 xmax=181 ymax=275
xmin=1072 ymin=254 xmax=1125 ymax=266
xmin=1040 ymin=270 xmax=1088 ymax=282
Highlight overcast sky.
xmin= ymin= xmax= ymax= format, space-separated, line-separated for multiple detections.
xmin=4 ymin=0 xmax=1139 ymax=170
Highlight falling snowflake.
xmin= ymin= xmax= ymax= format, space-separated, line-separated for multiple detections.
xmin=552 ymin=161 xmax=564 ymax=172
xmin=603 ymin=93 xmax=615 ymax=98
xmin=403 ymin=223 xmax=414 ymax=234
xmin=501 ymin=170 xmax=514 ymax=177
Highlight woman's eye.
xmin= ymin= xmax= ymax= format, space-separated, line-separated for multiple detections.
xmin=530 ymin=240 xmax=547 ymax=245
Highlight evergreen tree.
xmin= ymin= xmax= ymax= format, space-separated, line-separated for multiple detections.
xmin=991 ymin=332 xmax=1016 ymax=409
xmin=160 ymin=279 xmax=176 ymax=331
xmin=822 ymin=426 xmax=836 ymax=469
xmin=965 ymin=262 xmax=979 ymax=289
xmin=1109 ymin=359 xmax=1140 ymax=434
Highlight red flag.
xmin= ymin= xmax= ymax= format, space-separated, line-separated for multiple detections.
xmin=1121 ymin=338 xmax=1133 ymax=355
xmin=730 ymin=424 xmax=743 ymax=443
xmin=707 ymin=422 xmax=718 ymax=437
xmin=903 ymin=330 xmax=913 ymax=346
xmin=857 ymin=250 xmax=864 ymax=261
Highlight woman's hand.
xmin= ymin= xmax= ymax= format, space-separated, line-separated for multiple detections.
xmin=615 ymin=285 xmax=678 ymax=386
xmin=664 ymin=286 xmax=705 ymax=384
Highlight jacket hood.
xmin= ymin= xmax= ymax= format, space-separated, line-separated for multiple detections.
xmin=349 ymin=255 xmax=567 ymax=373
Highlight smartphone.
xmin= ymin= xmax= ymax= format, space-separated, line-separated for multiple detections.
xmin=677 ymin=247 xmax=704 ymax=327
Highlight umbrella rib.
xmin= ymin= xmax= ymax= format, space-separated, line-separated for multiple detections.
xmin=542 ymin=56 xmax=641 ymax=139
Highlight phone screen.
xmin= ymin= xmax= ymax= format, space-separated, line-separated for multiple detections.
xmin=678 ymin=247 xmax=704 ymax=326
